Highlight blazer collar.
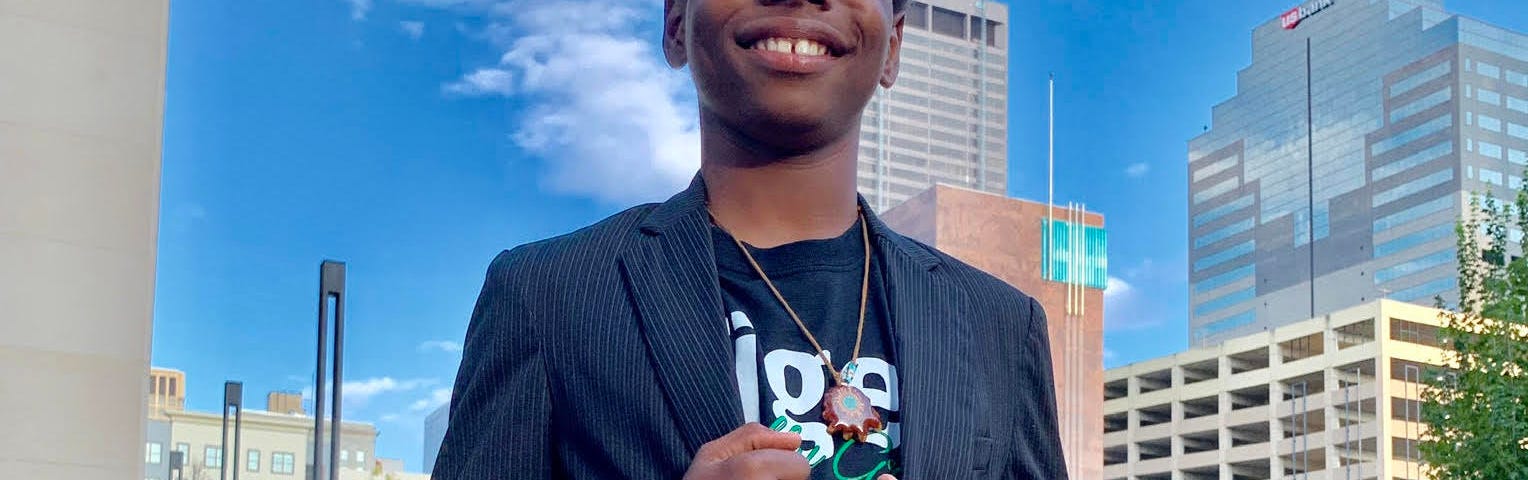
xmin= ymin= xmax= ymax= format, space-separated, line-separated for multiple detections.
xmin=638 ymin=175 xmax=942 ymax=271
xmin=626 ymin=174 xmax=974 ymax=475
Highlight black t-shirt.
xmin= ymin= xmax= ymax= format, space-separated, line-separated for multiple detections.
xmin=712 ymin=220 xmax=902 ymax=480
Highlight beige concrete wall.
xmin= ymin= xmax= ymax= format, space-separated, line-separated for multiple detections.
xmin=0 ymin=0 xmax=169 ymax=478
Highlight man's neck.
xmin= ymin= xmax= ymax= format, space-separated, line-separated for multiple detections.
xmin=699 ymin=114 xmax=862 ymax=249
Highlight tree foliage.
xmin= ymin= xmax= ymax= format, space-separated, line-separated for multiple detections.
xmin=1419 ymin=191 xmax=1528 ymax=479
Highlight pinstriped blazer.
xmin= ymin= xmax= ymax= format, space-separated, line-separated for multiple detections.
xmin=433 ymin=177 xmax=1067 ymax=479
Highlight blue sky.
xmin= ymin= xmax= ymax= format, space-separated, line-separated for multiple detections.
xmin=152 ymin=0 xmax=1528 ymax=471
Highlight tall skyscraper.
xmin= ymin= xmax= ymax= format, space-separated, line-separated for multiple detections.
xmin=0 ymin=2 xmax=169 ymax=479
xmin=422 ymin=403 xmax=449 ymax=474
xmin=858 ymin=0 xmax=1009 ymax=212
xmin=1188 ymin=0 xmax=1528 ymax=345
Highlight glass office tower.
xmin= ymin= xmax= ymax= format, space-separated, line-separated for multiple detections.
xmin=858 ymin=0 xmax=1009 ymax=212
xmin=1189 ymin=0 xmax=1528 ymax=345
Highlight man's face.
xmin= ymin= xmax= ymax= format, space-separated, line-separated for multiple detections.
xmin=665 ymin=0 xmax=903 ymax=154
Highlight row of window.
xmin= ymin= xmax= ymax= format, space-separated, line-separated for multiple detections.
xmin=1375 ymin=195 xmax=1454 ymax=234
xmin=1372 ymin=113 xmax=1453 ymax=157
xmin=1196 ymin=264 xmax=1254 ymax=294
xmin=1390 ymin=61 xmax=1451 ymax=99
xmin=1194 ymin=217 xmax=1254 ymax=249
xmin=1375 ymin=223 xmax=1454 ymax=258
xmin=1390 ymin=86 xmax=1451 ymax=124
xmin=1191 ymin=310 xmax=1257 ymax=342
xmin=1374 ymin=249 xmax=1455 ymax=284
xmin=1193 ymin=177 xmax=1238 ymax=205
xmin=1467 ymin=84 xmax=1528 ymax=115
xmin=1193 ymin=195 xmax=1253 ymax=228
xmin=1372 ymin=140 xmax=1452 ymax=182
xmin=1194 ymin=240 xmax=1253 ymax=273
xmin=146 ymin=442 xmax=354 ymax=475
xmin=905 ymin=2 xmax=1000 ymax=47
xmin=1388 ymin=276 xmax=1455 ymax=304
xmin=1194 ymin=286 xmax=1256 ymax=317
xmin=1372 ymin=167 xmax=1452 ymax=208
xmin=1191 ymin=154 xmax=1239 ymax=183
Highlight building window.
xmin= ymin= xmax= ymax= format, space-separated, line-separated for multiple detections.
xmin=1511 ymin=148 xmax=1528 ymax=166
xmin=1478 ymin=113 xmax=1503 ymax=133
xmin=1375 ymin=223 xmax=1453 ymax=258
xmin=1372 ymin=114 xmax=1453 ymax=157
xmin=1194 ymin=240 xmax=1254 ymax=272
xmin=356 ymin=450 xmax=366 ymax=465
xmin=1390 ymin=87 xmax=1451 ymax=124
xmin=1192 ymin=309 xmax=1257 ymax=342
xmin=1193 ymin=195 xmax=1254 ymax=228
xmin=1479 ymin=140 xmax=1505 ymax=160
xmin=341 ymin=450 xmax=349 ymax=463
xmin=1390 ymin=62 xmax=1451 ymax=98
xmin=1477 ymin=88 xmax=1502 ymax=106
xmin=1509 ymin=95 xmax=1528 ymax=114
xmin=906 ymin=2 xmax=929 ymax=29
xmin=1372 ymin=141 xmax=1452 ymax=182
xmin=1375 ymin=249 xmax=1455 ymax=284
xmin=1194 ymin=286 xmax=1256 ymax=316
xmin=1194 ymin=218 xmax=1254 ymax=248
xmin=146 ymin=442 xmax=162 ymax=465
xmin=272 ymin=452 xmax=296 ymax=475
xmin=238 ymin=449 xmax=255 ymax=473
xmin=204 ymin=447 xmax=222 ymax=469
xmin=1192 ymin=154 xmax=1240 ymax=183
xmin=1196 ymin=264 xmax=1254 ymax=294
xmin=1388 ymin=276 xmax=1455 ymax=303
xmin=175 ymin=443 xmax=190 ymax=460
xmin=169 ymin=378 xmax=176 ymax=396
xmin=1510 ymin=122 xmax=1528 ymax=141
xmin=1477 ymin=61 xmax=1502 ymax=79
xmin=930 ymin=6 xmax=965 ymax=39
xmin=1509 ymin=69 xmax=1528 ymax=87
xmin=1373 ymin=168 xmax=1453 ymax=208
xmin=1193 ymin=177 xmax=1238 ymax=205
xmin=1374 ymin=195 xmax=1453 ymax=233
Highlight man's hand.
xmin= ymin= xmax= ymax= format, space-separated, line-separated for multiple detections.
xmin=682 ymin=423 xmax=810 ymax=480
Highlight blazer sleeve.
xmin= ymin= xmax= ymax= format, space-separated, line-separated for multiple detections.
xmin=1008 ymin=296 xmax=1068 ymax=479
xmin=433 ymin=248 xmax=553 ymax=480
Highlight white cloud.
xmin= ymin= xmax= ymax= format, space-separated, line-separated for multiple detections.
xmin=400 ymin=21 xmax=426 ymax=40
xmin=1103 ymin=276 xmax=1162 ymax=332
xmin=301 ymin=377 xmax=434 ymax=410
xmin=380 ymin=413 xmax=401 ymax=422
xmin=418 ymin=340 xmax=463 ymax=353
xmin=410 ymin=387 xmax=453 ymax=412
xmin=1125 ymin=162 xmax=1149 ymax=178
xmin=345 ymin=0 xmax=373 ymax=20
xmin=443 ymin=68 xmax=514 ymax=97
xmin=435 ymin=0 xmax=700 ymax=205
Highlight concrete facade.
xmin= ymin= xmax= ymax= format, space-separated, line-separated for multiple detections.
xmin=1103 ymin=300 xmax=1449 ymax=479
xmin=161 ymin=409 xmax=378 ymax=480
xmin=0 ymin=1 xmax=170 ymax=479
xmin=881 ymin=185 xmax=1105 ymax=480
xmin=858 ymin=0 xmax=1009 ymax=212
xmin=1188 ymin=0 xmax=1528 ymax=345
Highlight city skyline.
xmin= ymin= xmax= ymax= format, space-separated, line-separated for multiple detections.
xmin=148 ymin=0 xmax=1528 ymax=468
xmin=1188 ymin=0 xmax=1528 ymax=345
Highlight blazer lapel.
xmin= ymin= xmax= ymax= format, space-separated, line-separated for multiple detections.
xmin=620 ymin=178 xmax=744 ymax=455
xmin=868 ymin=208 xmax=982 ymax=479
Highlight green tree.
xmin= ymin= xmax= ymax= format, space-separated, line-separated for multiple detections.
xmin=1419 ymin=191 xmax=1528 ymax=479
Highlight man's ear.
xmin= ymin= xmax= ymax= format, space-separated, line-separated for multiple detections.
xmin=879 ymin=12 xmax=904 ymax=88
xmin=663 ymin=0 xmax=688 ymax=69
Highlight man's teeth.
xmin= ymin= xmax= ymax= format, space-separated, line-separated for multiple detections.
xmin=754 ymin=38 xmax=828 ymax=56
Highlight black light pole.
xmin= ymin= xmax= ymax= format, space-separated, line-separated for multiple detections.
xmin=313 ymin=260 xmax=346 ymax=480
xmin=221 ymin=381 xmax=243 ymax=480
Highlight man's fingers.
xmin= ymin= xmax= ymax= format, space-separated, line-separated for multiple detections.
xmin=877 ymin=475 xmax=897 ymax=480
xmin=723 ymin=449 xmax=811 ymax=480
xmin=694 ymin=423 xmax=802 ymax=462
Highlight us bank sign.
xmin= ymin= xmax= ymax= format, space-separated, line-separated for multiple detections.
xmin=1281 ymin=0 xmax=1335 ymax=30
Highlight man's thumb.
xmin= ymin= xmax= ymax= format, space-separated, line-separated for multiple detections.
xmin=877 ymin=475 xmax=896 ymax=480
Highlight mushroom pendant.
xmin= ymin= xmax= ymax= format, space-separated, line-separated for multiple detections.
xmin=822 ymin=384 xmax=882 ymax=442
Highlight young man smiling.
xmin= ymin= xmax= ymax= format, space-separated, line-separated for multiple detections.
xmin=432 ymin=0 xmax=1067 ymax=478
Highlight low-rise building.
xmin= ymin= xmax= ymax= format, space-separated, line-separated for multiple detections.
xmin=1103 ymin=300 xmax=1446 ymax=479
